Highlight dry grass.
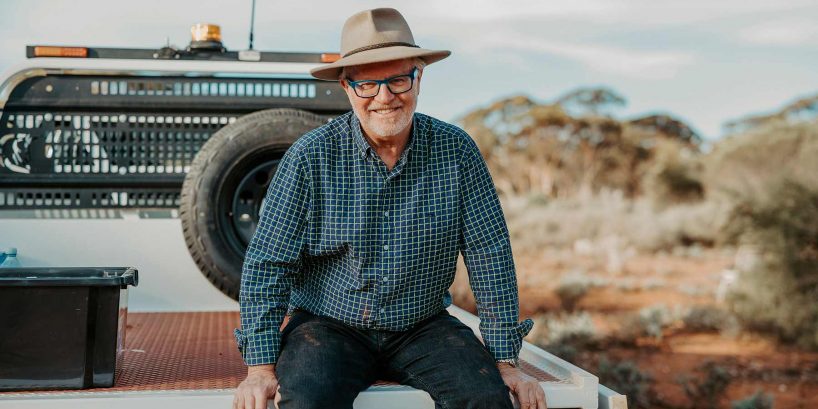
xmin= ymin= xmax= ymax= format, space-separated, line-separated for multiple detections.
xmin=503 ymin=190 xmax=726 ymax=256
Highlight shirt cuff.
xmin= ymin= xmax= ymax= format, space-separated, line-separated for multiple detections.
xmin=234 ymin=328 xmax=281 ymax=366
xmin=488 ymin=318 xmax=534 ymax=361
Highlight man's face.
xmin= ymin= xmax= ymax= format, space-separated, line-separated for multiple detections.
xmin=340 ymin=59 xmax=422 ymax=139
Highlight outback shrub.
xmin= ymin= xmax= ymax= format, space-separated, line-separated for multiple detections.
xmin=505 ymin=191 xmax=723 ymax=254
xmin=537 ymin=312 xmax=598 ymax=347
xmin=731 ymin=390 xmax=774 ymax=409
xmin=530 ymin=313 xmax=598 ymax=362
xmin=678 ymin=361 xmax=732 ymax=409
xmin=618 ymin=304 xmax=681 ymax=343
xmin=544 ymin=343 xmax=580 ymax=364
xmin=555 ymin=275 xmax=593 ymax=311
xmin=704 ymin=120 xmax=818 ymax=204
xmin=682 ymin=305 xmax=738 ymax=333
xmin=724 ymin=179 xmax=818 ymax=349
xmin=644 ymin=140 xmax=704 ymax=209
xmin=597 ymin=356 xmax=654 ymax=409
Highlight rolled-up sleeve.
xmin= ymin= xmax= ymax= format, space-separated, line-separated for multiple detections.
xmin=234 ymin=147 xmax=311 ymax=366
xmin=457 ymin=135 xmax=533 ymax=361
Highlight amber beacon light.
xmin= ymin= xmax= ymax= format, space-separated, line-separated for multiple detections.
xmin=191 ymin=23 xmax=222 ymax=43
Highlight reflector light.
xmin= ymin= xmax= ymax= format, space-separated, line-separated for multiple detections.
xmin=33 ymin=46 xmax=88 ymax=58
xmin=321 ymin=53 xmax=341 ymax=63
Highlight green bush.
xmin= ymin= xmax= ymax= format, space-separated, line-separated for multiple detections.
xmin=529 ymin=312 xmax=598 ymax=362
xmin=538 ymin=312 xmax=598 ymax=347
xmin=545 ymin=343 xmax=580 ymax=364
xmin=555 ymin=275 xmax=593 ymax=311
xmin=597 ymin=356 xmax=654 ymax=409
xmin=618 ymin=304 xmax=681 ymax=343
xmin=731 ymin=391 xmax=774 ymax=409
xmin=724 ymin=179 xmax=818 ymax=349
xmin=704 ymin=120 xmax=818 ymax=205
xmin=682 ymin=305 xmax=738 ymax=333
xmin=678 ymin=361 xmax=732 ymax=409
xmin=644 ymin=140 xmax=705 ymax=209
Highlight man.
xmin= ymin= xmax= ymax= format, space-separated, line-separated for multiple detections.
xmin=233 ymin=8 xmax=546 ymax=409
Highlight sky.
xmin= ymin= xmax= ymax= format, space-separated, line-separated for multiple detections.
xmin=1 ymin=0 xmax=816 ymax=139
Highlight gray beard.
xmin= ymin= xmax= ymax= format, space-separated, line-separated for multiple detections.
xmin=354 ymin=103 xmax=416 ymax=138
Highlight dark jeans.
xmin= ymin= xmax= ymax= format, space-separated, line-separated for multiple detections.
xmin=275 ymin=309 xmax=514 ymax=409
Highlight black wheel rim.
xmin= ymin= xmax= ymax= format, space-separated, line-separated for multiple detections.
xmin=217 ymin=150 xmax=283 ymax=257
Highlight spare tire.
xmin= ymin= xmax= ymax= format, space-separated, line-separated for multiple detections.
xmin=180 ymin=108 xmax=327 ymax=300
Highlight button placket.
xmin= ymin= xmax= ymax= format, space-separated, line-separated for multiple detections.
xmin=382 ymin=198 xmax=390 ymax=252
xmin=378 ymin=179 xmax=395 ymax=305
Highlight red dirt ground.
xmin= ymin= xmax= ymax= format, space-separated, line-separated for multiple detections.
xmin=451 ymin=249 xmax=818 ymax=408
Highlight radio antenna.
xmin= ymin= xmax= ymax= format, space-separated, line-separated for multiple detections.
xmin=248 ymin=0 xmax=257 ymax=50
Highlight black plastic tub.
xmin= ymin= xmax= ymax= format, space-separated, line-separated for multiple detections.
xmin=0 ymin=267 xmax=138 ymax=391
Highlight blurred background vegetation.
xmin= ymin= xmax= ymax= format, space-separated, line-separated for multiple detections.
xmin=450 ymin=88 xmax=818 ymax=408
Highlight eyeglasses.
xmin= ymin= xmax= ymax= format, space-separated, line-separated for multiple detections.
xmin=346 ymin=67 xmax=418 ymax=98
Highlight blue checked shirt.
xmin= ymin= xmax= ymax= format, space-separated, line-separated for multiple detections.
xmin=235 ymin=111 xmax=533 ymax=365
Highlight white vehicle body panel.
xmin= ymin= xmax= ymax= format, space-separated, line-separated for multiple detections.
xmin=0 ymin=57 xmax=321 ymax=110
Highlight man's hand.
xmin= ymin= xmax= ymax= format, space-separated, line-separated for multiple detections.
xmin=497 ymin=363 xmax=547 ymax=409
xmin=233 ymin=365 xmax=279 ymax=409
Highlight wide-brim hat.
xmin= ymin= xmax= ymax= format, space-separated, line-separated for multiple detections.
xmin=310 ymin=8 xmax=451 ymax=81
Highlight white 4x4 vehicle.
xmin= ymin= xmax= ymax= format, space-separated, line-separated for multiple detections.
xmin=0 ymin=25 xmax=626 ymax=409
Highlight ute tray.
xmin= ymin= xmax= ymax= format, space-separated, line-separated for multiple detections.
xmin=1 ymin=311 xmax=556 ymax=394
xmin=0 ymin=308 xmax=624 ymax=408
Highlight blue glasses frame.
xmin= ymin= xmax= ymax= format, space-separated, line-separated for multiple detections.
xmin=346 ymin=67 xmax=418 ymax=98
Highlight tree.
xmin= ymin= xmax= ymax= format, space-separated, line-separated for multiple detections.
xmin=628 ymin=114 xmax=702 ymax=146
xmin=555 ymin=87 xmax=627 ymax=118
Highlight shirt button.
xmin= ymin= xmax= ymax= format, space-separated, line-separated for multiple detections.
xmin=380 ymin=307 xmax=386 ymax=314
xmin=384 ymin=210 xmax=389 ymax=217
xmin=383 ymin=244 xmax=389 ymax=251
xmin=382 ymin=276 xmax=388 ymax=282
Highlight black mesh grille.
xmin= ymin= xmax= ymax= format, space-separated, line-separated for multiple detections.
xmin=0 ymin=188 xmax=181 ymax=209
xmin=3 ymin=112 xmax=237 ymax=176
xmin=0 ymin=74 xmax=348 ymax=211
xmin=0 ymin=111 xmax=237 ymax=210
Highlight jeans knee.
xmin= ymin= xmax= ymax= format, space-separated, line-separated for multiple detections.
xmin=277 ymin=387 xmax=348 ymax=409
xmin=444 ymin=385 xmax=513 ymax=409
xmin=277 ymin=371 xmax=365 ymax=409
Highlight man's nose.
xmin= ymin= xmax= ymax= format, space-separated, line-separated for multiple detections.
xmin=374 ymin=83 xmax=396 ymax=104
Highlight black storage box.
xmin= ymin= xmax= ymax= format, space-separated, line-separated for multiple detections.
xmin=0 ymin=267 xmax=138 ymax=391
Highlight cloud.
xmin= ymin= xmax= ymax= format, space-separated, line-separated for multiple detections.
xmin=450 ymin=28 xmax=695 ymax=80
xmin=420 ymin=0 xmax=616 ymax=22
xmin=534 ymin=42 xmax=695 ymax=80
xmin=738 ymin=19 xmax=818 ymax=46
xmin=407 ymin=0 xmax=817 ymax=28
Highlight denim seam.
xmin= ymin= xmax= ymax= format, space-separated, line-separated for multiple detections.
xmin=402 ymin=367 xmax=448 ymax=409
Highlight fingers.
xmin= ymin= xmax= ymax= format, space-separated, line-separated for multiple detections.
xmin=514 ymin=380 xmax=545 ymax=409
xmin=233 ymin=392 xmax=243 ymax=409
xmin=529 ymin=384 xmax=537 ymax=409
xmin=254 ymin=390 xmax=268 ymax=409
xmin=234 ymin=377 xmax=275 ymax=409
xmin=536 ymin=382 xmax=547 ymax=409
xmin=273 ymin=386 xmax=282 ymax=409
xmin=516 ymin=382 xmax=532 ymax=409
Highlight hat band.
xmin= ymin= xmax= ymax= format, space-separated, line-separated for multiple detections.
xmin=343 ymin=41 xmax=420 ymax=57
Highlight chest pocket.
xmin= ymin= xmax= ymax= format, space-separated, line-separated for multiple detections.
xmin=409 ymin=194 xmax=458 ymax=252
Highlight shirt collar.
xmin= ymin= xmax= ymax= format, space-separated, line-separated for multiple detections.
xmin=350 ymin=113 xmax=371 ymax=158
xmin=350 ymin=112 xmax=419 ymax=160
